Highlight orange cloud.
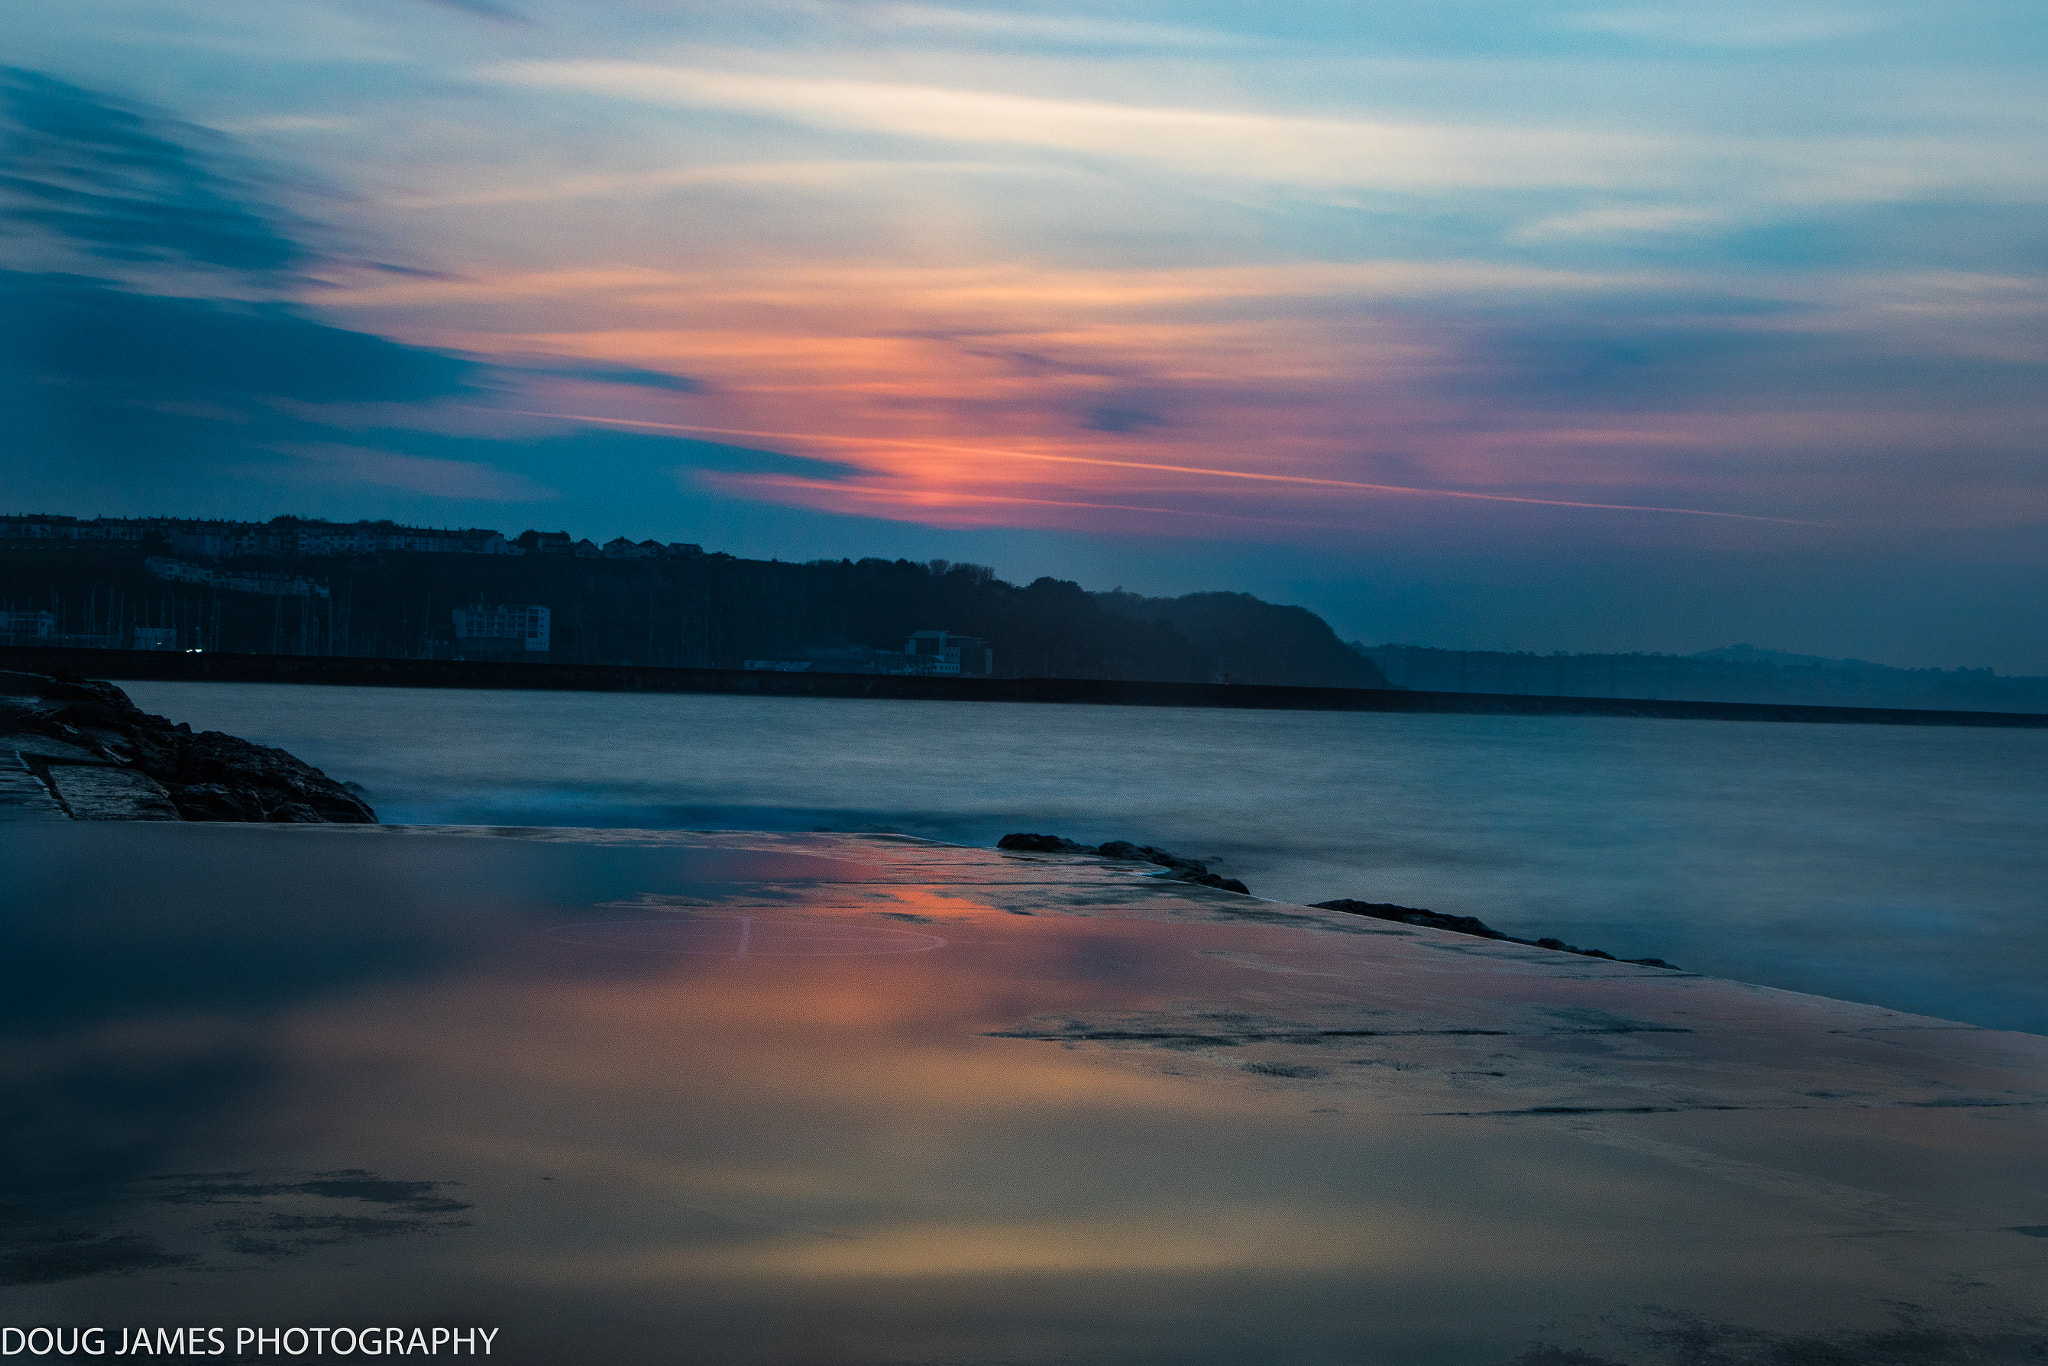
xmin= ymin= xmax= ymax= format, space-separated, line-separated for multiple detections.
xmin=318 ymin=256 xmax=1983 ymax=535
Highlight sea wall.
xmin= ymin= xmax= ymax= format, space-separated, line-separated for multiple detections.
xmin=3 ymin=645 xmax=2045 ymax=728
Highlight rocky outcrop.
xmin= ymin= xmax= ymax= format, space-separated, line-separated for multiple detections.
xmin=997 ymin=832 xmax=1678 ymax=968
xmin=998 ymin=832 xmax=1251 ymax=894
xmin=0 ymin=671 xmax=374 ymax=823
xmin=1309 ymin=899 xmax=1679 ymax=969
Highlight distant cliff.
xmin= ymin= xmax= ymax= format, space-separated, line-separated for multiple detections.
xmin=0 ymin=533 xmax=1388 ymax=689
xmin=1101 ymin=589 xmax=1383 ymax=689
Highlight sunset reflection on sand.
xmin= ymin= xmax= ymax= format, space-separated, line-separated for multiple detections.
xmin=3 ymin=824 xmax=2044 ymax=1363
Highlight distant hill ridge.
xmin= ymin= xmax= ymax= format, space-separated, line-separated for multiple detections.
xmin=1357 ymin=643 xmax=2048 ymax=714
xmin=0 ymin=514 xmax=1384 ymax=689
xmin=1691 ymin=643 xmax=1896 ymax=670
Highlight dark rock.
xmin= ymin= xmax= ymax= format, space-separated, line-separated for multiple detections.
xmin=1311 ymin=898 xmax=1678 ymax=971
xmin=1242 ymin=1061 xmax=1327 ymax=1079
xmin=1096 ymin=840 xmax=1200 ymax=874
xmin=173 ymin=783 xmax=260 ymax=821
xmin=1092 ymin=841 xmax=1249 ymax=893
xmin=997 ymin=832 xmax=1095 ymax=853
xmin=1000 ymin=835 xmax=1671 ymax=954
xmin=998 ymin=833 xmax=1251 ymax=894
xmin=1310 ymin=900 xmax=1508 ymax=940
xmin=1168 ymin=870 xmax=1250 ymax=894
xmin=42 ymin=765 xmax=182 ymax=821
xmin=0 ymin=671 xmax=374 ymax=824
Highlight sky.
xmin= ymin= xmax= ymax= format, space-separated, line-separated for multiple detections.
xmin=3 ymin=1 xmax=2046 ymax=670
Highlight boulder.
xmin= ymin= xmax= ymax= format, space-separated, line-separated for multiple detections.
xmin=1311 ymin=898 xmax=1678 ymax=969
xmin=1000 ymin=833 xmax=1250 ymax=894
xmin=997 ymin=833 xmax=1095 ymax=854
xmin=996 ymin=834 xmax=1674 ymax=960
xmin=1311 ymin=899 xmax=1508 ymax=940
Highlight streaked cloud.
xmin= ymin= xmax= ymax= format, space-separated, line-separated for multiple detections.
xmin=1513 ymin=205 xmax=1724 ymax=240
xmin=536 ymin=411 xmax=1821 ymax=524
xmin=212 ymin=113 xmax=359 ymax=135
xmin=375 ymin=159 xmax=1061 ymax=211
xmin=485 ymin=61 xmax=1687 ymax=192
xmin=837 ymin=3 xmax=1244 ymax=49
xmin=276 ymin=444 xmax=558 ymax=500
xmin=1564 ymin=6 xmax=1882 ymax=48
xmin=313 ymin=259 xmax=1643 ymax=311
xmin=1 ymin=68 xmax=305 ymax=277
xmin=413 ymin=0 xmax=529 ymax=24
xmin=483 ymin=61 xmax=2048 ymax=208
xmin=491 ymin=357 xmax=703 ymax=392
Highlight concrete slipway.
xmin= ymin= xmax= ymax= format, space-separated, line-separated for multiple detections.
xmin=1 ymin=823 xmax=2043 ymax=1363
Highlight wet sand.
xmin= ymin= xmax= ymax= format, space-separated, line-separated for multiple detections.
xmin=3 ymin=823 xmax=2044 ymax=1362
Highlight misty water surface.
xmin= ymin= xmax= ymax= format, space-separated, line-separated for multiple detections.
xmin=126 ymin=682 xmax=2048 ymax=1034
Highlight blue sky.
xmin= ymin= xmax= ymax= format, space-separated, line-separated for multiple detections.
xmin=4 ymin=1 xmax=2046 ymax=668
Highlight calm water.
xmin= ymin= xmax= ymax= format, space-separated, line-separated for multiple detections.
xmin=11 ymin=825 xmax=2043 ymax=1362
xmin=127 ymin=682 xmax=2048 ymax=1033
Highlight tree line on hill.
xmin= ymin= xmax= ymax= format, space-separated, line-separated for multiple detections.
xmin=0 ymin=537 xmax=1388 ymax=689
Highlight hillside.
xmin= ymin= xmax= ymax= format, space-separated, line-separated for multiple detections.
xmin=0 ymin=520 xmax=1388 ymax=689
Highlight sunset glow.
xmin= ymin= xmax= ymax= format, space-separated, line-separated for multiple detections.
xmin=7 ymin=0 xmax=2046 ymax=663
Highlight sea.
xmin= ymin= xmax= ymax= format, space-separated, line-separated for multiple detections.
xmin=125 ymin=682 xmax=2048 ymax=1036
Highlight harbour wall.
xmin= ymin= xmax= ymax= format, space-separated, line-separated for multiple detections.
xmin=7 ymin=646 xmax=2046 ymax=728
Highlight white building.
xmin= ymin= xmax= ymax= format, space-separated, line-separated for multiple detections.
xmin=905 ymin=630 xmax=994 ymax=677
xmin=144 ymin=557 xmax=329 ymax=598
xmin=452 ymin=604 xmax=551 ymax=653
xmin=0 ymin=610 xmax=53 ymax=640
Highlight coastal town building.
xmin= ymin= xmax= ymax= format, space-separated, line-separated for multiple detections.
xmin=0 ymin=515 xmax=154 ymax=543
xmin=167 ymin=522 xmax=519 ymax=558
xmin=3 ymin=514 xmax=711 ymax=566
xmin=744 ymin=633 xmax=995 ymax=677
xmin=906 ymin=630 xmax=994 ymax=677
xmin=515 ymin=531 xmax=601 ymax=557
xmin=145 ymin=557 xmax=330 ymax=599
xmin=744 ymin=644 xmax=919 ymax=674
xmin=452 ymin=604 xmax=551 ymax=655
xmin=0 ymin=610 xmax=54 ymax=644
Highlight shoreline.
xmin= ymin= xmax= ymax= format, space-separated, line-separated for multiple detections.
xmin=5 ymin=645 xmax=2045 ymax=728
